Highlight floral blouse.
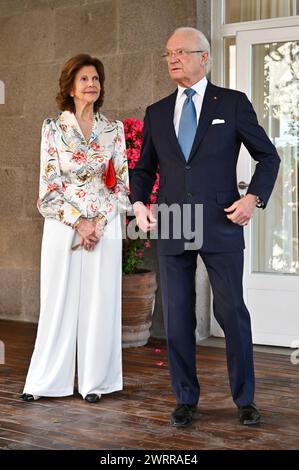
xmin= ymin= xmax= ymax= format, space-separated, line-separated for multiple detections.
xmin=38 ymin=110 xmax=131 ymax=226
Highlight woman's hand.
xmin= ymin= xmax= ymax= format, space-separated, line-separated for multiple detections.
xmin=76 ymin=219 xmax=99 ymax=251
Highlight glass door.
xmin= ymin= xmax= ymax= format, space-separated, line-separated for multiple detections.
xmin=236 ymin=26 xmax=299 ymax=346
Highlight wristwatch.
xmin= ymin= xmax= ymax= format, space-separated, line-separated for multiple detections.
xmin=255 ymin=196 xmax=264 ymax=208
xmin=95 ymin=214 xmax=108 ymax=226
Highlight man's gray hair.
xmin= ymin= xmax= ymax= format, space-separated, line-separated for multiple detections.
xmin=173 ymin=27 xmax=211 ymax=73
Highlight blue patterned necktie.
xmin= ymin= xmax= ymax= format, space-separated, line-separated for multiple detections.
xmin=178 ymin=88 xmax=197 ymax=161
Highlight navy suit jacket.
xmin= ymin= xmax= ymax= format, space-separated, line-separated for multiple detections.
xmin=131 ymin=81 xmax=280 ymax=255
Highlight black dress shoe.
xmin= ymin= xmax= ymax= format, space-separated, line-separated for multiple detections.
xmin=239 ymin=402 xmax=261 ymax=425
xmin=171 ymin=404 xmax=197 ymax=427
xmin=21 ymin=393 xmax=40 ymax=402
xmin=85 ymin=393 xmax=101 ymax=403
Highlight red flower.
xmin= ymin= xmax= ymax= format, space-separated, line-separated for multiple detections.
xmin=123 ymin=118 xmax=159 ymax=202
xmin=95 ymin=155 xmax=104 ymax=163
xmin=71 ymin=151 xmax=87 ymax=164
xmin=122 ymin=118 xmax=159 ymax=275
xmin=75 ymin=189 xmax=86 ymax=198
xmin=126 ymin=148 xmax=141 ymax=170
xmin=48 ymin=147 xmax=57 ymax=156
xmin=47 ymin=183 xmax=59 ymax=192
xmin=90 ymin=142 xmax=101 ymax=151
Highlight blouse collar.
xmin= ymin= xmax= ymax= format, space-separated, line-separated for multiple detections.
xmin=58 ymin=110 xmax=117 ymax=142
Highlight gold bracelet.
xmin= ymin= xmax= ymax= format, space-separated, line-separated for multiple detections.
xmin=95 ymin=214 xmax=107 ymax=226
xmin=73 ymin=218 xmax=81 ymax=230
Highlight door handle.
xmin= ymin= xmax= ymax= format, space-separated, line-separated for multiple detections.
xmin=238 ymin=181 xmax=249 ymax=190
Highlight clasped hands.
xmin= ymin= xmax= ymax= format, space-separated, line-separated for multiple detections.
xmin=74 ymin=217 xmax=106 ymax=251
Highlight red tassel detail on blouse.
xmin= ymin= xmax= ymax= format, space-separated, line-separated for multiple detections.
xmin=105 ymin=159 xmax=116 ymax=189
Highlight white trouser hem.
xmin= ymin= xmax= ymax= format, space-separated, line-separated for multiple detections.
xmin=81 ymin=382 xmax=123 ymax=399
xmin=22 ymin=388 xmax=74 ymax=397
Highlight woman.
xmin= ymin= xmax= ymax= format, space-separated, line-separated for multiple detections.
xmin=22 ymin=54 xmax=130 ymax=403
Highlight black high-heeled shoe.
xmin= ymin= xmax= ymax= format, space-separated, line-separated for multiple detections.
xmin=21 ymin=393 xmax=40 ymax=402
xmin=84 ymin=393 xmax=101 ymax=403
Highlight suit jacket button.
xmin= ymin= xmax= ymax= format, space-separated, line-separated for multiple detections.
xmin=186 ymin=165 xmax=191 ymax=170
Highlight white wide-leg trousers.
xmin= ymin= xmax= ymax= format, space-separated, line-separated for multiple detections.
xmin=23 ymin=215 xmax=123 ymax=398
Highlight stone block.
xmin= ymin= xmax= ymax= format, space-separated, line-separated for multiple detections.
xmin=22 ymin=118 xmax=43 ymax=168
xmin=119 ymin=52 xmax=152 ymax=110
xmin=22 ymin=167 xmax=40 ymax=219
xmin=0 ymin=269 xmax=23 ymax=320
xmin=0 ymin=0 xmax=24 ymax=17
xmin=28 ymin=0 xmax=83 ymax=10
xmin=0 ymin=168 xmax=25 ymax=219
xmin=100 ymin=108 xmax=119 ymax=121
xmin=0 ymin=117 xmax=40 ymax=168
xmin=0 ymin=14 xmax=25 ymax=66
xmin=101 ymin=55 xmax=121 ymax=112
xmin=0 ymin=219 xmax=43 ymax=270
xmin=49 ymin=0 xmax=85 ymax=8
xmin=54 ymin=1 xmax=117 ymax=60
xmin=0 ymin=10 xmax=53 ymax=66
xmin=0 ymin=118 xmax=25 ymax=167
xmin=0 ymin=65 xmax=25 ymax=117
xmin=22 ymin=9 xmax=54 ymax=64
xmin=116 ymin=107 xmax=146 ymax=121
xmin=153 ymin=54 xmax=176 ymax=102
xmin=24 ymin=62 xmax=61 ymax=122
xmin=22 ymin=269 xmax=40 ymax=323
xmin=197 ymin=0 xmax=211 ymax=41
xmin=119 ymin=0 xmax=197 ymax=53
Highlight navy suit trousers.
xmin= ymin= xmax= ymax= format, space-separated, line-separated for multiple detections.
xmin=159 ymin=250 xmax=255 ymax=408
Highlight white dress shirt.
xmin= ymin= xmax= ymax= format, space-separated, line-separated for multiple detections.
xmin=173 ymin=76 xmax=208 ymax=137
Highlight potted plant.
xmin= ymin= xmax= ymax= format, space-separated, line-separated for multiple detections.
xmin=121 ymin=118 xmax=159 ymax=347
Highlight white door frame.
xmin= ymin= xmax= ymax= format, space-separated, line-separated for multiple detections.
xmin=210 ymin=3 xmax=299 ymax=345
xmin=236 ymin=26 xmax=299 ymax=346
xmin=211 ymin=0 xmax=299 ymax=87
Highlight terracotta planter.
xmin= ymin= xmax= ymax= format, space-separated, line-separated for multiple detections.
xmin=122 ymin=270 xmax=158 ymax=348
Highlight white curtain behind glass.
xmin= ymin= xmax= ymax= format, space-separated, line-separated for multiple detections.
xmin=226 ymin=0 xmax=292 ymax=22
xmin=252 ymin=42 xmax=299 ymax=274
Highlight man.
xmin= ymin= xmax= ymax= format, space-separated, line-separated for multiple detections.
xmin=131 ymin=27 xmax=280 ymax=427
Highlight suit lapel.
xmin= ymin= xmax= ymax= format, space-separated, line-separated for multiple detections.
xmin=188 ymin=82 xmax=222 ymax=162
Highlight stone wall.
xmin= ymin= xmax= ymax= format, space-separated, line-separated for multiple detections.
xmin=0 ymin=0 xmax=211 ymax=338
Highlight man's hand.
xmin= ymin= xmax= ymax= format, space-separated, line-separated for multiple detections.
xmin=133 ymin=201 xmax=157 ymax=232
xmin=224 ymin=194 xmax=257 ymax=226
